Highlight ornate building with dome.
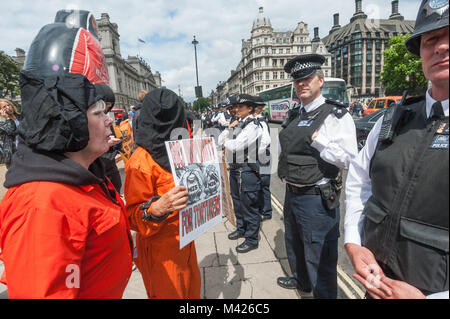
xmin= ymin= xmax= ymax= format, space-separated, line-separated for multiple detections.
xmin=211 ymin=7 xmax=331 ymax=104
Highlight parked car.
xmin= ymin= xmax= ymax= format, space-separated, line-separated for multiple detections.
xmin=363 ymin=96 xmax=402 ymax=117
xmin=355 ymin=108 xmax=386 ymax=150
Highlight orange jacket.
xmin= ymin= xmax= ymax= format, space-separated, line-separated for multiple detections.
xmin=124 ymin=146 xmax=201 ymax=299
xmin=0 ymin=180 xmax=133 ymax=299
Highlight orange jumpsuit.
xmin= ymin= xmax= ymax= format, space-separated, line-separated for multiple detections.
xmin=124 ymin=146 xmax=201 ymax=299
xmin=0 ymin=180 xmax=133 ymax=298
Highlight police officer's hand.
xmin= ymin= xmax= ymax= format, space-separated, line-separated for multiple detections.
xmin=312 ymin=129 xmax=319 ymax=141
xmin=229 ymin=120 xmax=240 ymax=129
xmin=377 ymin=277 xmax=426 ymax=299
xmin=345 ymin=243 xmax=393 ymax=298
xmin=151 ymin=186 xmax=189 ymax=217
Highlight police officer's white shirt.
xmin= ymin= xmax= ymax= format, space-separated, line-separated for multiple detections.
xmin=223 ymin=115 xmax=262 ymax=153
xmin=344 ymin=89 xmax=449 ymax=299
xmin=255 ymin=114 xmax=271 ymax=156
xmin=216 ymin=111 xmax=230 ymax=127
xmin=282 ymin=95 xmax=358 ymax=187
xmin=211 ymin=112 xmax=220 ymax=123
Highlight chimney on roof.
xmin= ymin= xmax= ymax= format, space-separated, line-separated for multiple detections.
xmin=351 ymin=0 xmax=367 ymax=22
xmin=329 ymin=13 xmax=341 ymax=34
xmin=356 ymin=0 xmax=363 ymax=13
xmin=312 ymin=27 xmax=321 ymax=42
xmin=389 ymin=0 xmax=404 ymax=20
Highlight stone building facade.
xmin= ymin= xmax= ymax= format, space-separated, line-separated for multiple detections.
xmin=96 ymin=13 xmax=162 ymax=109
xmin=212 ymin=7 xmax=331 ymax=103
xmin=322 ymin=0 xmax=414 ymax=98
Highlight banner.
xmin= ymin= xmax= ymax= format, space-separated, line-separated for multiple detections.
xmin=165 ymin=138 xmax=222 ymax=249
xmin=112 ymin=119 xmax=133 ymax=163
xmin=220 ymin=152 xmax=235 ymax=227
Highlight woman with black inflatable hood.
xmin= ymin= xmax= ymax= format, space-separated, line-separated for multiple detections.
xmin=124 ymin=88 xmax=200 ymax=299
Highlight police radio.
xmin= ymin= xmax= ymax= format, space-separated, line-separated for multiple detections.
xmin=378 ymin=90 xmax=408 ymax=144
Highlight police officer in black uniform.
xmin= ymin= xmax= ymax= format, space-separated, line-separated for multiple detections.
xmin=276 ymin=54 xmax=358 ymax=298
xmin=253 ymin=97 xmax=273 ymax=221
xmin=222 ymin=94 xmax=263 ymax=253
xmin=345 ymin=0 xmax=449 ymax=299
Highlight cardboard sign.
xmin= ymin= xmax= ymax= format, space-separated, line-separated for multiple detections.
xmin=165 ymin=138 xmax=223 ymax=249
xmin=220 ymin=152 xmax=236 ymax=227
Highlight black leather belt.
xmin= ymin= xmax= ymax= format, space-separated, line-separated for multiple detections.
xmin=287 ymin=183 xmax=321 ymax=195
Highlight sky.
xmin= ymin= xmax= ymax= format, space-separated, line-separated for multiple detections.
xmin=0 ymin=0 xmax=420 ymax=103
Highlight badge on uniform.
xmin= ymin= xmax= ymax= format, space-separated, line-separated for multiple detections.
xmin=298 ymin=119 xmax=314 ymax=127
xmin=436 ymin=122 xmax=449 ymax=135
xmin=430 ymin=134 xmax=449 ymax=149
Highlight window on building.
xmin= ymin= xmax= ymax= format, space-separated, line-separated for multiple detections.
xmin=280 ymin=72 xmax=285 ymax=79
xmin=273 ymin=72 xmax=278 ymax=79
xmin=279 ymin=48 xmax=283 ymax=54
xmin=286 ymin=48 xmax=291 ymax=54
xmin=266 ymin=72 xmax=270 ymax=80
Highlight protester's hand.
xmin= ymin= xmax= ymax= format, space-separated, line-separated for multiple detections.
xmin=345 ymin=243 xmax=393 ymax=298
xmin=0 ymin=108 xmax=10 ymax=120
xmin=151 ymin=186 xmax=189 ymax=217
xmin=378 ymin=277 xmax=426 ymax=299
xmin=107 ymin=135 xmax=122 ymax=147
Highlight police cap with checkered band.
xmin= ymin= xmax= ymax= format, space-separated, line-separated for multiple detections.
xmin=284 ymin=54 xmax=325 ymax=81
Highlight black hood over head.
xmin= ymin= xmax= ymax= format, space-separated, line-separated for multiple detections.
xmin=136 ymin=88 xmax=186 ymax=171
xmin=18 ymin=70 xmax=101 ymax=153
xmin=4 ymin=140 xmax=104 ymax=188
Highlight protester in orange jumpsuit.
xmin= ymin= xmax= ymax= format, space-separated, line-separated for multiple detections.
xmin=0 ymin=71 xmax=133 ymax=298
xmin=125 ymin=88 xmax=201 ymax=299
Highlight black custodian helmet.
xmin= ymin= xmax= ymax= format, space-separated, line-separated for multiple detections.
xmin=405 ymin=0 xmax=449 ymax=56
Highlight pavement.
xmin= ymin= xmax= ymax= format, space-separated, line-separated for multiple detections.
xmin=122 ymin=212 xmax=301 ymax=300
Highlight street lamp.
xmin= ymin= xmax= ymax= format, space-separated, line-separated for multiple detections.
xmin=192 ymin=35 xmax=202 ymax=111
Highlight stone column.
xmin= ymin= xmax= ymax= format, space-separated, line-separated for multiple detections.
xmin=371 ymin=40 xmax=376 ymax=95
xmin=362 ymin=39 xmax=367 ymax=95
xmin=348 ymin=43 xmax=351 ymax=86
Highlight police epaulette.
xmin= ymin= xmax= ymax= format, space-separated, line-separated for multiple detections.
xmin=325 ymin=98 xmax=347 ymax=108
xmin=325 ymin=99 xmax=348 ymax=119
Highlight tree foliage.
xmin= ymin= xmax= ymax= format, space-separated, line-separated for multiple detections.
xmin=381 ymin=35 xmax=428 ymax=96
xmin=192 ymin=97 xmax=210 ymax=112
xmin=0 ymin=51 xmax=21 ymax=98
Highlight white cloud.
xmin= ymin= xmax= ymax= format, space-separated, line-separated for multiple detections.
xmin=0 ymin=0 xmax=419 ymax=102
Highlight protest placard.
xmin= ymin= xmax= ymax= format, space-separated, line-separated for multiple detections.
xmin=220 ymin=152 xmax=235 ymax=227
xmin=165 ymin=137 xmax=223 ymax=249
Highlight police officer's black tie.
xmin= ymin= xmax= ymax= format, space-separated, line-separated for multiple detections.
xmin=300 ymin=107 xmax=306 ymax=117
xmin=431 ymin=101 xmax=445 ymax=119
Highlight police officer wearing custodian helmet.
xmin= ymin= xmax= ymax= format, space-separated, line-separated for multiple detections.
xmin=277 ymin=54 xmax=358 ymax=298
xmin=345 ymin=0 xmax=449 ymax=299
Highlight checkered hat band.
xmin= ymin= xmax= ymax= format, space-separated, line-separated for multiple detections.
xmin=290 ymin=61 xmax=321 ymax=74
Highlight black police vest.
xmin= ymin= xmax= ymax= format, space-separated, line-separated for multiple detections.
xmin=363 ymin=99 xmax=449 ymax=295
xmin=278 ymin=103 xmax=339 ymax=184
xmin=227 ymin=117 xmax=259 ymax=169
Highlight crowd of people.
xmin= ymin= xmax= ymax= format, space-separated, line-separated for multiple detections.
xmin=0 ymin=0 xmax=448 ymax=300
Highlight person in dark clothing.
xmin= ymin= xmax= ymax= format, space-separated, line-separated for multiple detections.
xmin=132 ymin=90 xmax=148 ymax=146
xmin=0 ymin=99 xmax=21 ymax=169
